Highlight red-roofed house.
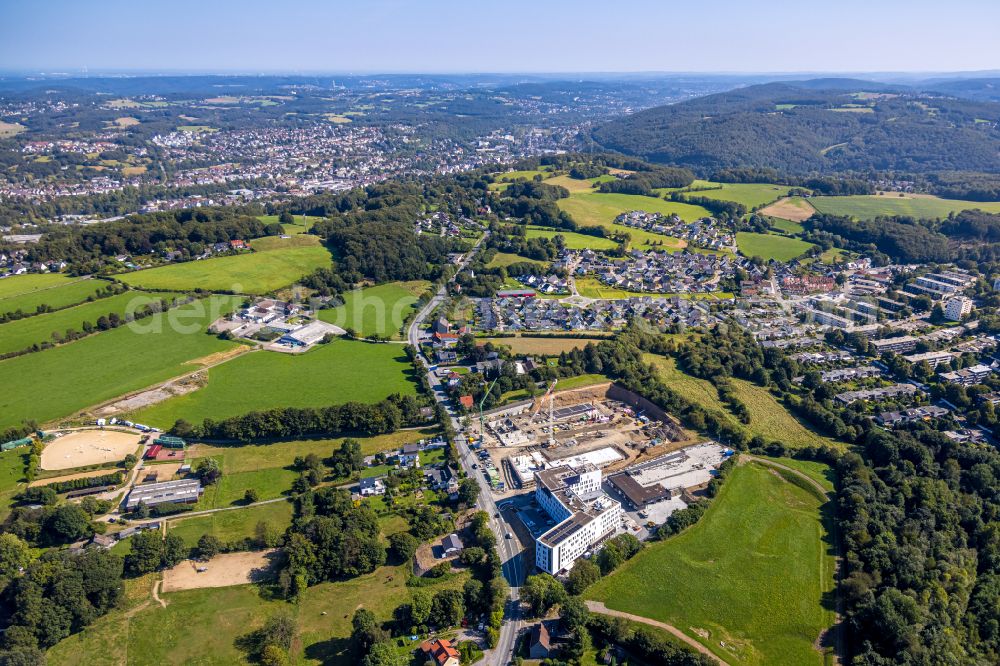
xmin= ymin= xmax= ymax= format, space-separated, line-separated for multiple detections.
xmin=459 ymin=395 xmax=474 ymax=410
xmin=230 ymin=239 xmax=248 ymax=250
xmin=420 ymin=638 xmax=460 ymax=666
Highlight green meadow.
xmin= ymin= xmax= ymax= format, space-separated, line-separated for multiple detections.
xmin=0 ymin=296 xmax=242 ymax=430
xmin=0 ymin=276 xmax=111 ymax=317
xmin=117 ymin=245 xmax=333 ymax=294
xmin=524 ymin=225 xmax=622 ymax=251
xmin=736 ymin=232 xmax=816 ymax=262
xmin=645 ymin=354 xmax=840 ymax=450
xmin=681 ymin=182 xmax=792 ymax=210
xmin=166 ymin=500 xmax=294 ymax=544
xmin=255 ymin=214 xmax=326 ymax=235
xmin=317 ymin=281 xmax=430 ymax=338
xmin=587 ymin=461 xmax=836 ymax=666
xmin=0 ymin=291 xmax=172 ymax=355
xmin=809 ymin=194 xmax=1000 ymax=220
xmin=132 ymin=338 xmax=417 ymax=428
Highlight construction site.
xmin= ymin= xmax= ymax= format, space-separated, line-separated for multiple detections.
xmin=472 ymin=381 xmax=696 ymax=494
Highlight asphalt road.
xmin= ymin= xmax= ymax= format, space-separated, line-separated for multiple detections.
xmin=407 ymin=234 xmax=526 ymax=665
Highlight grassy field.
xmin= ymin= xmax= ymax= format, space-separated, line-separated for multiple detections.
xmin=769 ymin=218 xmax=805 ymax=235
xmin=0 ymin=449 xmax=27 ymax=522
xmin=0 ymin=276 xmax=111 ymax=317
xmin=133 ymin=338 xmax=416 ymax=428
xmin=683 ymin=183 xmax=792 ymax=210
xmin=487 ymin=252 xmax=546 ymax=269
xmin=0 ymin=296 xmax=242 ymax=431
xmin=556 ymin=192 xmax=711 ymax=249
xmin=525 ymin=226 xmax=623 ymax=251
xmin=587 ymin=461 xmax=836 ymax=666
xmin=117 ymin=245 xmax=333 ymax=294
xmin=483 ymin=336 xmax=608 ymax=355
xmin=809 ymin=194 xmax=1000 ymax=220
xmin=256 ymin=214 xmax=325 ymax=235
xmin=646 ymin=355 xmax=841 ymax=450
xmin=317 ymin=281 xmax=430 ymax=338
xmin=0 ymin=121 xmax=26 ymax=137
xmin=736 ymin=232 xmax=816 ymax=262
xmin=0 ymin=291 xmax=172 ymax=355
xmin=575 ymin=277 xmax=733 ymax=301
xmin=758 ymin=455 xmax=836 ymax=493
xmin=166 ymin=500 xmax=294 ymax=545
xmin=48 ymin=560 xmax=468 ymax=666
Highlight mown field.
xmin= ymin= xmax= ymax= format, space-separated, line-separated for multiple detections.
xmin=0 ymin=291 xmax=171 ymax=355
xmin=808 ymin=194 xmax=1000 ymax=220
xmin=769 ymin=218 xmax=805 ymax=235
xmin=133 ymin=338 xmax=416 ymax=428
xmin=117 ymin=245 xmax=333 ymax=294
xmin=645 ymin=355 xmax=841 ymax=450
xmin=759 ymin=197 xmax=816 ymax=222
xmin=0 ymin=296 xmax=242 ymax=431
xmin=483 ymin=336 xmax=608 ymax=355
xmin=0 ymin=276 xmax=111 ymax=317
xmin=587 ymin=461 xmax=836 ymax=666
xmin=525 ymin=225 xmax=623 ymax=251
xmin=48 ymin=553 xmax=468 ymax=666
xmin=317 ymin=281 xmax=429 ymax=338
xmin=736 ymin=232 xmax=816 ymax=262
xmin=680 ymin=183 xmax=792 ymax=210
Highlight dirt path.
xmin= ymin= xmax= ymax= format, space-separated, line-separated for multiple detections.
xmin=746 ymin=456 xmax=828 ymax=496
xmin=585 ymin=601 xmax=729 ymax=666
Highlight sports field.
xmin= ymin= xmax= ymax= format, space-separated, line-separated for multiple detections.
xmin=0 ymin=276 xmax=110 ymax=317
xmin=758 ymin=197 xmax=817 ymax=222
xmin=646 ymin=354 xmax=841 ymax=450
xmin=317 ymin=281 xmax=430 ymax=338
xmin=0 ymin=296 xmax=242 ymax=431
xmin=132 ymin=338 xmax=416 ymax=428
xmin=683 ymin=183 xmax=792 ymax=210
xmin=117 ymin=245 xmax=333 ymax=294
xmin=809 ymin=193 xmax=1000 ymax=220
xmin=557 ymin=192 xmax=711 ymax=249
xmin=587 ymin=461 xmax=836 ymax=665
xmin=0 ymin=291 xmax=171 ymax=355
xmin=525 ymin=226 xmax=625 ymax=251
xmin=40 ymin=429 xmax=141 ymax=471
xmin=736 ymin=232 xmax=816 ymax=262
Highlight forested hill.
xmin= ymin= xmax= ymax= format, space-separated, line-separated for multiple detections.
xmin=590 ymin=80 xmax=1000 ymax=174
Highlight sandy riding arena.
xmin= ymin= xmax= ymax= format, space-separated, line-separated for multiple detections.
xmin=162 ymin=550 xmax=279 ymax=592
xmin=40 ymin=429 xmax=141 ymax=471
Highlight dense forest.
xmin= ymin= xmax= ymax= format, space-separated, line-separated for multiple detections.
xmin=592 ymin=81 xmax=1000 ymax=175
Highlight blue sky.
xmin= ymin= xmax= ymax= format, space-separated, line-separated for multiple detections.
xmin=2 ymin=0 xmax=999 ymax=74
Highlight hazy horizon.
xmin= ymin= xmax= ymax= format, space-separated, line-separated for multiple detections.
xmin=3 ymin=0 xmax=998 ymax=74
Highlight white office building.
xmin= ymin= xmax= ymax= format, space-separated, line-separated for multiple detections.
xmin=534 ymin=463 xmax=623 ymax=575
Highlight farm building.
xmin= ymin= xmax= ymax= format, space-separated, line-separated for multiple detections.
xmin=125 ymin=478 xmax=203 ymax=511
xmin=277 ymin=320 xmax=331 ymax=347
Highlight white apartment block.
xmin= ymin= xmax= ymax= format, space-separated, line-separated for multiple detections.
xmin=944 ymin=296 xmax=973 ymax=322
xmin=534 ymin=463 xmax=623 ymax=575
